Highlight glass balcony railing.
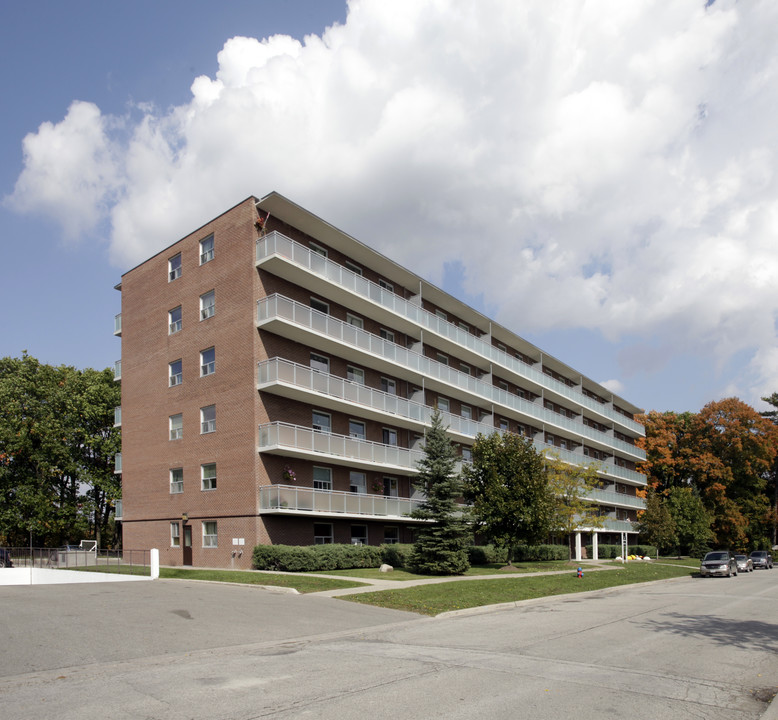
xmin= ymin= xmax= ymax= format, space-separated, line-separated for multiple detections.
xmin=258 ymin=421 xmax=425 ymax=473
xmin=257 ymin=231 xmax=644 ymax=436
xmin=601 ymin=518 xmax=635 ymax=533
xmin=114 ymin=453 xmax=122 ymax=474
xmin=586 ymin=488 xmax=645 ymax=510
xmin=114 ymin=313 xmax=122 ymax=336
xmin=114 ymin=499 xmax=123 ymax=520
xmin=257 ymin=357 xmax=647 ymax=484
xmin=257 ymin=296 xmax=646 ymax=461
xmin=259 ymin=484 xmax=424 ymax=519
xmin=114 ymin=406 xmax=121 ymax=427
xmin=114 ymin=360 xmax=122 ymax=381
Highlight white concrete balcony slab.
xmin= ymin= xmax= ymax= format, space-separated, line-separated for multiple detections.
xmin=256 ymin=296 xmax=646 ymax=462
xmin=259 ymin=483 xmax=424 ymax=521
xmin=256 ymin=231 xmax=644 ymax=437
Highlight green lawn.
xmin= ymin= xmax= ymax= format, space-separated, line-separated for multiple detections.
xmin=74 ymin=565 xmax=367 ymax=593
xmin=342 ymin=561 xmax=694 ymax=615
xmin=315 ymin=560 xmax=577 ymax=581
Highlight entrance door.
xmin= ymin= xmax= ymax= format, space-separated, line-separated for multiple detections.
xmin=183 ymin=525 xmax=193 ymax=566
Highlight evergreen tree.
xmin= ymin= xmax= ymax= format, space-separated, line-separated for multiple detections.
xmin=636 ymin=487 xmax=677 ymax=555
xmin=409 ymin=411 xmax=471 ymax=575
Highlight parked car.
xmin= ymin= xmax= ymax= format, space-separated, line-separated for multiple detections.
xmin=734 ymin=555 xmax=753 ymax=573
xmin=749 ymin=550 xmax=774 ymax=569
xmin=0 ymin=548 xmax=13 ymax=568
xmin=700 ymin=551 xmax=738 ymax=577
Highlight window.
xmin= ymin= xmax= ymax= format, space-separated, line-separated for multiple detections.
xmin=379 ymin=279 xmax=393 ymax=292
xmin=383 ymin=477 xmax=398 ymax=497
xmin=380 ymin=328 xmax=395 ymax=343
xmin=201 ymin=405 xmax=216 ymax=434
xmin=310 ymin=352 xmax=329 ymax=373
xmin=313 ymin=466 xmax=332 ymax=490
xmin=499 ymin=418 xmax=509 ymax=431
xmin=437 ymin=397 xmax=450 ymax=413
xmin=310 ymin=297 xmax=329 ymax=314
xmin=497 ymin=342 xmax=507 ymax=353
xmin=170 ymin=468 xmax=183 ymax=494
xmin=169 ymin=360 xmax=183 ymax=387
xmin=200 ymin=290 xmax=215 ymax=320
xmin=617 ymin=509 xmax=629 ymax=521
xmin=169 ymin=306 xmax=182 ymax=335
xmin=349 ymin=419 xmax=366 ymax=439
xmin=168 ymin=253 xmax=182 ymax=281
xmin=349 ymin=471 xmax=367 ymax=494
xmin=170 ymin=522 xmax=180 ymax=547
xmin=350 ymin=525 xmax=368 ymax=545
xmin=459 ymin=362 xmax=470 ymax=375
xmin=312 ymin=411 xmax=331 ymax=433
xmin=615 ymin=483 xmax=627 ymax=494
xmin=199 ymin=234 xmax=214 ymax=264
xmin=461 ymin=405 xmax=472 ymax=420
xmin=435 ymin=309 xmax=447 ymax=321
xmin=384 ymin=526 xmax=399 ymax=544
xmin=203 ymin=521 xmax=218 ymax=547
xmin=380 ymin=377 xmax=396 ymax=395
xmin=314 ymin=523 xmax=333 ymax=544
xmin=498 ymin=380 xmax=509 ymax=391
xmin=436 ymin=352 xmax=448 ymax=366
xmin=382 ymin=428 xmax=398 ymax=446
xmin=200 ymin=347 xmax=215 ymax=377
xmin=201 ymin=463 xmax=217 ymax=491
xmin=547 ymin=434 xmax=555 ymax=445
xmin=560 ymin=439 xmax=567 ymax=450
xmin=458 ymin=321 xmax=469 ymax=332
xmin=462 ymin=447 xmax=472 ymax=462
xmin=310 ymin=242 xmax=327 ymax=258
xmin=346 ymin=313 xmax=364 ymax=329
xmin=347 ymin=365 xmax=365 ymax=384
xmin=169 ymin=414 xmax=183 ymax=441
xmin=345 ymin=260 xmax=362 ymax=275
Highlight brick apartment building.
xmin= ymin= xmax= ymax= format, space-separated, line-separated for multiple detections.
xmin=113 ymin=192 xmax=646 ymax=569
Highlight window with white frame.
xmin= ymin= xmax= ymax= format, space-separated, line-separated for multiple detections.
xmin=310 ymin=242 xmax=327 ymax=258
xmin=313 ymin=466 xmax=332 ymax=490
xmin=379 ymin=278 xmax=393 ymax=292
xmin=348 ymin=419 xmax=366 ymax=439
xmin=437 ymin=397 xmax=450 ymax=413
xmin=497 ymin=342 xmax=507 ymax=353
xmin=170 ymin=468 xmax=183 ymax=494
xmin=200 ymin=405 xmax=216 ymax=434
xmin=310 ymin=352 xmax=329 ymax=373
xmin=458 ymin=321 xmax=469 ymax=332
xmin=436 ymin=352 xmax=448 ymax=366
xmin=170 ymin=522 xmax=181 ymax=547
xmin=380 ymin=377 xmax=396 ymax=395
xmin=346 ymin=313 xmax=364 ymax=329
xmin=344 ymin=260 xmax=362 ymax=275
xmin=169 ymin=414 xmax=183 ymax=441
xmin=383 ymin=477 xmax=398 ymax=497
xmin=435 ymin=309 xmax=447 ymax=322
xmin=350 ymin=525 xmax=368 ymax=545
xmin=202 ymin=521 xmax=218 ymax=547
xmin=169 ymin=306 xmax=182 ymax=334
xmin=201 ymin=463 xmax=217 ymax=491
xmin=382 ymin=428 xmax=398 ymax=446
xmin=199 ymin=234 xmax=214 ymax=264
xmin=499 ymin=418 xmax=509 ymax=431
xmin=169 ymin=359 xmax=183 ymax=387
xmin=380 ymin=328 xmax=395 ymax=343
xmin=168 ymin=253 xmax=182 ymax=281
xmin=459 ymin=362 xmax=470 ymax=375
xmin=200 ymin=347 xmax=215 ymax=376
xmin=461 ymin=404 xmax=472 ymax=420
xmin=200 ymin=290 xmax=215 ymax=320
xmin=615 ymin=483 xmax=627 ymax=494
xmin=312 ymin=411 xmax=331 ymax=433
xmin=347 ymin=365 xmax=365 ymax=384
xmin=349 ymin=471 xmax=367 ymax=494
xmin=310 ymin=297 xmax=329 ymax=314
xmin=314 ymin=522 xmax=333 ymax=544
xmin=384 ymin=526 xmax=399 ymax=544
xmin=498 ymin=380 xmax=509 ymax=391
xmin=462 ymin=447 xmax=472 ymax=462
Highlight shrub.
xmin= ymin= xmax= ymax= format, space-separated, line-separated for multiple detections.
xmin=252 ymin=543 xmax=382 ymax=572
xmin=584 ymin=543 xmax=658 ymax=559
xmin=380 ymin=543 xmax=413 ymax=568
xmin=512 ymin=544 xmax=568 ymax=561
xmin=467 ymin=545 xmax=507 ymax=564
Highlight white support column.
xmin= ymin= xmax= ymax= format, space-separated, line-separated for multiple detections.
xmin=592 ymin=533 xmax=599 ymax=561
xmin=574 ymin=532 xmax=582 ymax=562
xmin=150 ymin=548 xmax=160 ymax=579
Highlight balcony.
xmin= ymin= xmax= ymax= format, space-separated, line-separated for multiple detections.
xmin=586 ymin=488 xmax=645 ymax=510
xmin=258 ymin=422 xmax=425 ymax=474
xmin=256 ymin=231 xmax=644 ymax=436
xmin=114 ymin=453 xmax=122 ymax=474
xmin=114 ymin=499 xmax=123 ymax=521
xmin=259 ymin=484 xmax=424 ymax=521
xmin=256 ymin=296 xmax=645 ymax=462
xmin=114 ymin=406 xmax=121 ymax=427
xmin=114 ymin=360 xmax=121 ymax=381
xmin=600 ymin=518 xmax=636 ymax=533
xmin=114 ymin=313 xmax=122 ymax=336
xmin=257 ymin=357 xmax=647 ymax=485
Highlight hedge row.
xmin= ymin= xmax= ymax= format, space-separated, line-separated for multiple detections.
xmin=586 ymin=543 xmax=657 ymax=559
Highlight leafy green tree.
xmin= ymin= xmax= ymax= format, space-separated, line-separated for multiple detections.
xmin=464 ymin=431 xmax=553 ymax=565
xmin=0 ymin=354 xmax=120 ymax=547
xmin=759 ymin=392 xmax=778 ymax=547
xmin=544 ymin=451 xmax=604 ymax=559
xmin=636 ymin=488 xmax=677 ymax=554
xmin=409 ymin=411 xmax=471 ymax=575
xmin=665 ymin=486 xmax=713 ymax=556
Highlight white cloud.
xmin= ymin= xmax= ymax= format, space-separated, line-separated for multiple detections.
xmin=7 ymin=0 xmax=778 ymax=406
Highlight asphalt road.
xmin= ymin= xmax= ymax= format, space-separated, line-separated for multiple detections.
xmin=0 ymin=568 xmax=776 ymax=719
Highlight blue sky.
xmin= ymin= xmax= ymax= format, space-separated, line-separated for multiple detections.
xmin=2 ymin=0 xmax=777 ymax=416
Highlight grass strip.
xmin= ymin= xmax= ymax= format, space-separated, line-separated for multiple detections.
xmin=315 ymin=561 xmax=576 ymax=581
xmin=342 ymin=562 xmax=694 ymax=615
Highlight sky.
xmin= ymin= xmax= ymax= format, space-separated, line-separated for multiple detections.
xmin=2 ymin=0 xmax=777 ymax=417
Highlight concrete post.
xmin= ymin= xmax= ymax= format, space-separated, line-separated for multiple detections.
xmin=575 ymin=532 xmax=582 ymax=562
xmin=150 ymin=548 xmax=160 ymax=579
xmin=592 ymin=533 xmax=599 ymax=561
